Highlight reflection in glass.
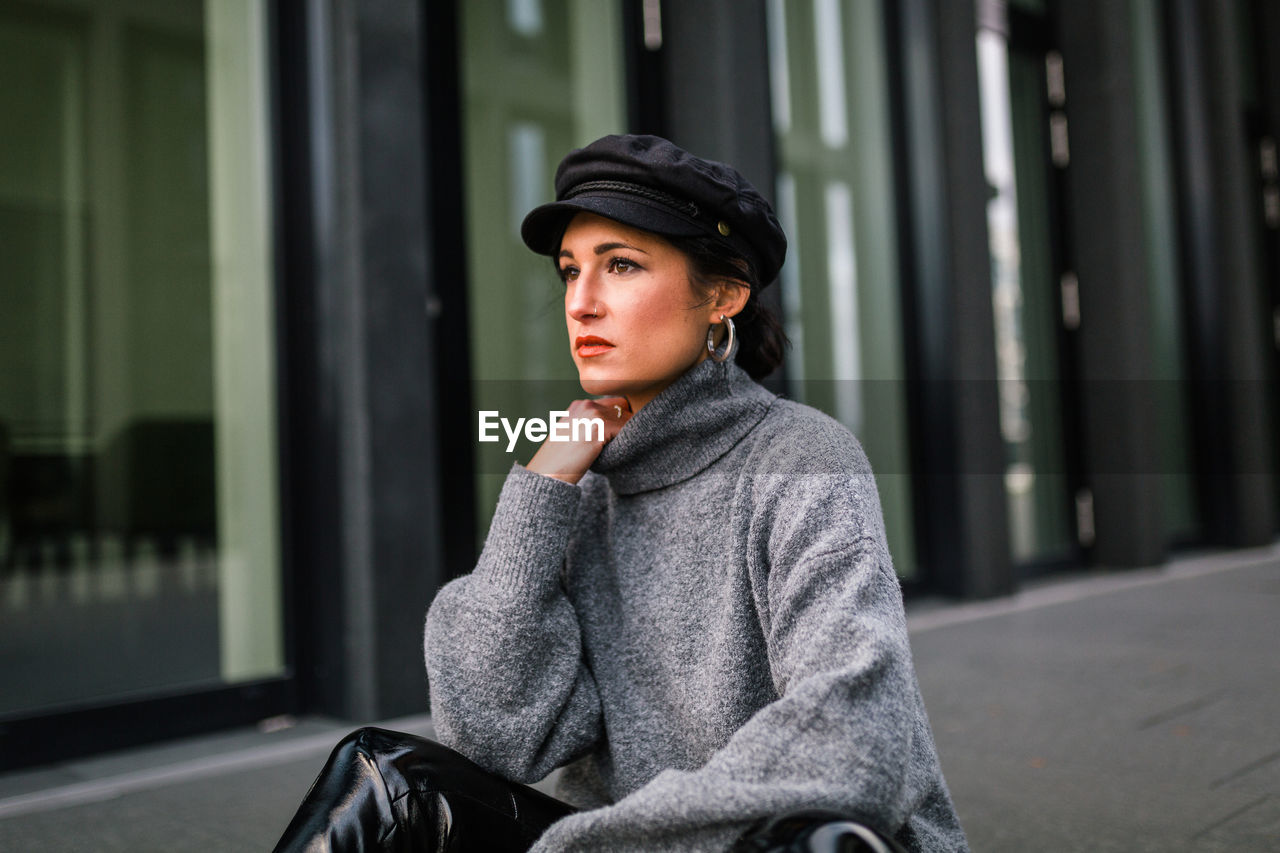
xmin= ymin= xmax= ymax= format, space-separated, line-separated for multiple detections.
xmin=767 ymin=0 xmax=916 ymax=578
xmin=0 ymin=0 xmax=281 ymax=716
xmin=976 ymin=28 xmax=1074 ymax=565
xmin=461 ymin=0 xmax=626 ymax=541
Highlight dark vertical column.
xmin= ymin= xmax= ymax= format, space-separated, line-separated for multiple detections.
xmin=421 ymin=0 xmax=476 ymax=584
xmin=1166 ymin=0 xmax=1277 ymax=546
xmin=888 ymin=0 xmax=1013 ymax=597
xmin=1258 ymin=0 xmax=1280 ymax=177
xmin=283 ymin=0 xmax=446 ymax=721
xmin=650 ymin=0 xmax=785 ymax=390
xmin=624 ymin=0 xmax=667 ymax=138
xmin=1251 ymin=0 xmax=1280 ymax=528
xmin=656 ymin=0 xmax=776 ymax=199
xmin=357 ymin=0 xmax=452 ymax=718
xmin=1056 ymin=0 xmax=1166 ymax=566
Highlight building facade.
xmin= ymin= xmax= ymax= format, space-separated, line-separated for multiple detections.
xmin=1 ymin=0 xmax=1276 ymax=769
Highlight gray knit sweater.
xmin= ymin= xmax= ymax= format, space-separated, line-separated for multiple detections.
xmin=424 ymin=359 xmax=967 ymax=852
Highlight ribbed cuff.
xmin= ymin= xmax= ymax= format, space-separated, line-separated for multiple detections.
xmin=475 ymin=463 xmax=582 ymax=596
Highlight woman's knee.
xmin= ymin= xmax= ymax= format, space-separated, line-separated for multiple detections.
xmin=324 ymin=728 xmax=512 ymax=813
xmin=274 ymin=728 xmax=433 ymax=853
xmin=278 ymin=728 xmax=574 ymax=852
xmin=334 ymin=726 xmax=419 ymax=757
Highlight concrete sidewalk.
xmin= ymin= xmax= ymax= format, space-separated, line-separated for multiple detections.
xmin=0 ymin=545 xmax=1276 ymax=851
xmin=909 ymin=544 xmax=1280 ymax=851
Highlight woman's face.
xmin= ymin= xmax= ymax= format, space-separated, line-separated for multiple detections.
xmin=557 ymin=213 xmax=727 ymax=412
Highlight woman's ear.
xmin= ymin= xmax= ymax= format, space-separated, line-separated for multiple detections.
xmin=711 ymin=280 xmax=751 ymax=321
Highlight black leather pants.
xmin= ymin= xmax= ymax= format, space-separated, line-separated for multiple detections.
xmin=273 ymin=728 xmax=908 ymax=853
xmin=272 ymin=727 xmax=576 ymax=853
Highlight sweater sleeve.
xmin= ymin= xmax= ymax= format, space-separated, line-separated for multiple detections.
xmin=530 ymin=434 xmax=964 ymax=852
xmin=423 ymin=464 xmax=603 ymax=784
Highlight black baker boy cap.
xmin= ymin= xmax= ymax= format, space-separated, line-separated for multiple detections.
xmin=520 ymin=134 xmax=787 ymax=287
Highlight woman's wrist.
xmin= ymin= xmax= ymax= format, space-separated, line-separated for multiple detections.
xmin=526 ymin=445 xmax=595 ymax=485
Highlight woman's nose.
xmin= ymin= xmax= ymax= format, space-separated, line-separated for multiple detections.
xmin=565 ymin=274 xmax=603 ymax=320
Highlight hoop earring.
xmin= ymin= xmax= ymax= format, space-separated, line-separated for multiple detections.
xmin=707 ymin=314 xmax=736 ymax=362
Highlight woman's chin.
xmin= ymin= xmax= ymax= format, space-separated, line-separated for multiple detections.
xmin=576 ymin=374 xmax=628 ymax=398
xmin=575 ymin=364 xmax=649 ymax=399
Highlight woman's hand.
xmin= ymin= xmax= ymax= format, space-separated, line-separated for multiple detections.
xmin=526 ymin=396 xmax=631 ymax=484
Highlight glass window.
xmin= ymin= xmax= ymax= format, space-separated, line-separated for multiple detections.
xmin=766 ymin=0 xmax=917 ymax=578
xmin=0 ymin=0 xmax=281 ymax=715
xmin=976 ymin=25 xmax=1075 ymax=565
xmin=460 ymin=0 xmax=627 ymax=538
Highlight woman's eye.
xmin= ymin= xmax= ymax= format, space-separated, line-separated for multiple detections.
xmin=558 ymin=265 xmax=579 ymax=282
xmin=608 ymin=257 xmax=638 ymax=274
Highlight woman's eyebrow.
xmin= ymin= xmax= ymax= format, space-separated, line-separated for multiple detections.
xmin=594 ymin=242 xmax=648 ymax=255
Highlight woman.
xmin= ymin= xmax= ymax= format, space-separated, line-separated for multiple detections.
xmin=275 ymin=135 xmax=967 ymax=852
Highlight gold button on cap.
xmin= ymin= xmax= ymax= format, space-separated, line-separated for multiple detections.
xmin=717 ymin=220 xmax=731 ymax=236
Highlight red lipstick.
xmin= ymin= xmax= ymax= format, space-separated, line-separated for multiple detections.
xmin=575 ymin=335 xmax=614 ymax=358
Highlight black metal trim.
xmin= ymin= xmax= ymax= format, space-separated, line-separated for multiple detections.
xmin=0 ymin=679 xmax=293 ymax=772
xmin=271 ymin=0 xmax=335 ymax=714
xmin=1015 ymin=0 xmax=1089 ymax=571
xmin=624 ymin=0 xmax=667 ymax=136
xmin=1007 ymin=4 xmax=1050 ymax=49
xmin=1245 ymin=0 xmax=1280 ymax=528
xmin=422 ymin=0 xmax=476 ymax=581
xmin=267 ymin=0 xmax=304 ymax=718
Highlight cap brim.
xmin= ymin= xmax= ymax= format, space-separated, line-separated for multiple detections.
xmin=520 ymin=192 xmax=706 ymax=257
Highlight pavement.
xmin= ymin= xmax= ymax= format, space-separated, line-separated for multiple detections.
xmin=0 ymin=543 xmax=1276 ymax=851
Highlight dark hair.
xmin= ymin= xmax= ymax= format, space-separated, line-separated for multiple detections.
xmin=665 ymin=233 xmax=789 ymax=381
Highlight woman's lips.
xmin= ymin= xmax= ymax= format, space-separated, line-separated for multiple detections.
xmin=575 ymin=335 xmax=615 ymax=358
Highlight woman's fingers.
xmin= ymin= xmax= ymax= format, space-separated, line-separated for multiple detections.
xmin=526 ymin=397 xmax=632 ymax=485
xmin=569 ymin=396 xmax=632 ymax=441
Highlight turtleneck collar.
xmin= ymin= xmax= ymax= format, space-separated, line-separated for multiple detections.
xmin=590 ymin=358 xmax=776 ymax=495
